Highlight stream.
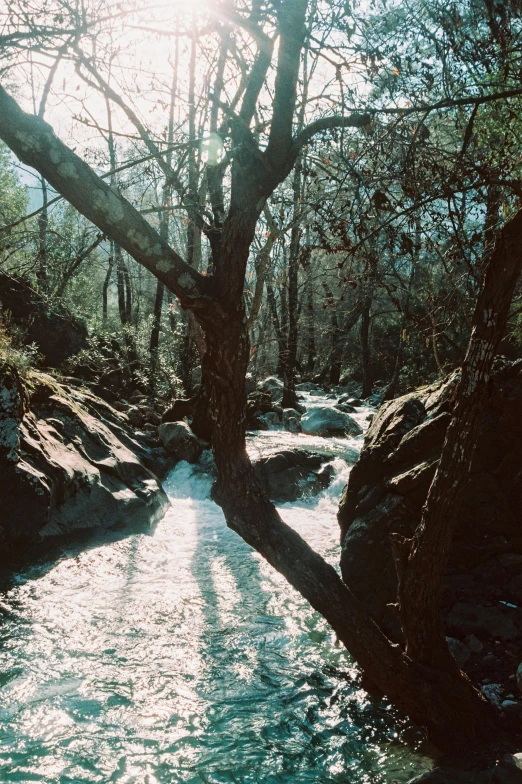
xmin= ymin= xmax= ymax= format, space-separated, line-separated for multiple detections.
xmin=0 ymin=392 xmax=433 ymax=783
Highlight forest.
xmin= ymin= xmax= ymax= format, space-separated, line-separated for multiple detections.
xmin=1 ymin=0 xmax=522 ymax=782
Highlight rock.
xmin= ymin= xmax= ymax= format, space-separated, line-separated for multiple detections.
xmin=338 ymin=360 xmax=522 ymax=644
xmin=446 ymin=636 xmax=471 ymax=668
xmin=0 ymin=271 xmax=88 ymax=367
xmin=253 ymin=449 xmax=334 ymax=502
xmin=464 ymin=634 xmax=484 ymax=653
xmin=286 ymin=416 xmax=302 ymax=433
xmin=258 ymin=376 xmax=284 ymax=402
xmin=112 ymin=401 xmax=130 ymax=412
xmin=481 ymin=682 xmax=503 ymax=708
xmin=259 ymin=411 xmax=281 ymax=430
xmin=0 ymin=365 xmax=169 ymax=564
xmin=158 ymin=421 xmax=203 ymax=463
xmin=501 ymin=699 xmax=521 ymax=718
xmin=127 ymin=406 xmax=144 ymax=427
xmin=446 ymin=602 xmax=522 ymax=641
xmin=245 ymin=373 xmax=256 ymax=395
xmin=161 ymin=397 xmax=195 ymax=424
xmin=338 ymin=395 xmax=362 ymax=406
xmin=301 ymin=406 xmax=363 ymax=438
xmin=335 ymin=403 xmax=356 ymax=414
xmin=296 ymin=382 xmax=322 ymax=392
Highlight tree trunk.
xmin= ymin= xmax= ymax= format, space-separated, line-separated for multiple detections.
xmin=383 ymin=265 xmax=415 ymax=402
xmin=149 ymin=279 xmax=164 ymax=359
xmin=306 ymin=268 xmax=316 ymax=376
xmin=102 ymin=255 xmax=112 ymax=320
xmin=36 ymin=176 xmax=48 ymax=292
xmin=360 ymin=296 xmax=372 ymax=398
xmin=394 ymin=209 xmax=522 ymax=674
xmin=282 ymin=211 xmax=300 ymax=408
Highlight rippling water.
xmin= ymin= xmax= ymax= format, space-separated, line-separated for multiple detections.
xmin=0 ymin=395 xmax=433 ymax=783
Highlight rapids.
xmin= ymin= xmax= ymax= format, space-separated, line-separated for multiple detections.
xmin=0 ymin=392 xmax=433 ymax=783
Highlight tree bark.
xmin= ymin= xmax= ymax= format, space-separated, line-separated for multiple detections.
xmin=394 ymin=208 xmax=522 ymax=672
xmin=360 ymin=296 xmax=372 ymax=398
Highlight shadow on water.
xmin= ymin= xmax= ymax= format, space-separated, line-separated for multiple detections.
xmin=0 ymin=453 xmax=434 ymax=784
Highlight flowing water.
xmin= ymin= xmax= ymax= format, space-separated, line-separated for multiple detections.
xmin=0 ymin=393 xmax=433 ymax=783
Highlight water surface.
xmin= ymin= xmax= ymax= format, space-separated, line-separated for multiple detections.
xmin=0 ymin=396 xmax=433 ymax=783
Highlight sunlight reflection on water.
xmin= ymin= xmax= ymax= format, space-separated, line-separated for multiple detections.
xmin=0 ymin=396 xmax=433 ymax=783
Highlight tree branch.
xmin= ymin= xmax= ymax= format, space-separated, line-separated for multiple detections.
xmin=0 ymin=84 xmax=211 ymax=309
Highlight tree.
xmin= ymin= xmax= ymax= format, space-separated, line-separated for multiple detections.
xmin=1 ymin=0 xmax=522 ymax=752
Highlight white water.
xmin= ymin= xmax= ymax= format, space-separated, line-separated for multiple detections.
xmin=0 ymin=394 xmax=433 ymax=783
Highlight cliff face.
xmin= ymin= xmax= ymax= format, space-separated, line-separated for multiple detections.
xmin=0 ymin=361 xmax=170 ymax=564
xmin=338 ymin=359 xmax=522 ymax=641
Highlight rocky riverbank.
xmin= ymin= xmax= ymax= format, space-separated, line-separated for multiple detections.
xmin=338 ymin=358 xmax=522 ymax=770
xmin=0 ymin=360 xmax=172 ymax=565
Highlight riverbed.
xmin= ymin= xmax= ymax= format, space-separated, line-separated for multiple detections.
xmin=0 ymin=393 xmax=433 ymax=783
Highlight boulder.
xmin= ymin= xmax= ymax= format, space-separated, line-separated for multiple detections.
xmin=302 ymin=406 xmax=363 ymax=438
xmin=245 ymin=373 xmax=256 ymax=395
xmin=253 ymin=449 xmax=335 ymax=503
xmin=338 ymin=359 xmax=522 ymax=643
xmin=339 ymin=395 xmax=362 ymax=407
xmin=295 ymin=382 xmax=322 ymax=392
xmin=259 ymin=411 xmax=281 ymax=430
xmin=258 ymin=376 xmax=284 ymax=402
xmin=0 ymin=364 xmax=169 ymax=564
xmin=158 ymin=421 xmax=203 ymax=463
xmin=335 ymin=403 xmax=356 ymax=414
xmin=246 ymin=391 xmax=282 ymax=430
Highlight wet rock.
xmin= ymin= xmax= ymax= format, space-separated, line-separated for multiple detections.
xmin=302 ymin=406 xmax=363 ymax=438
xmin=282 ymin=409 xmax=302 ymax=433
xmin=335 ymin=403 xmax=356 ymax=414
xmin=259 ymin=411 xmax=281 ymax=430
xmin=286 ymin=416 xmax=302 ymax=434
xmin=0 ymin=366 xmax=169 ymax=564
xmin=253 ymin=449 xmax=334 ymax=503
xmin=338 ymin=395 xmax=362 ymax=406
xmin=158 ymin=421 xmax=203 ymax=463
xmin=295 ymin=382 xmax=322 ymax=392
